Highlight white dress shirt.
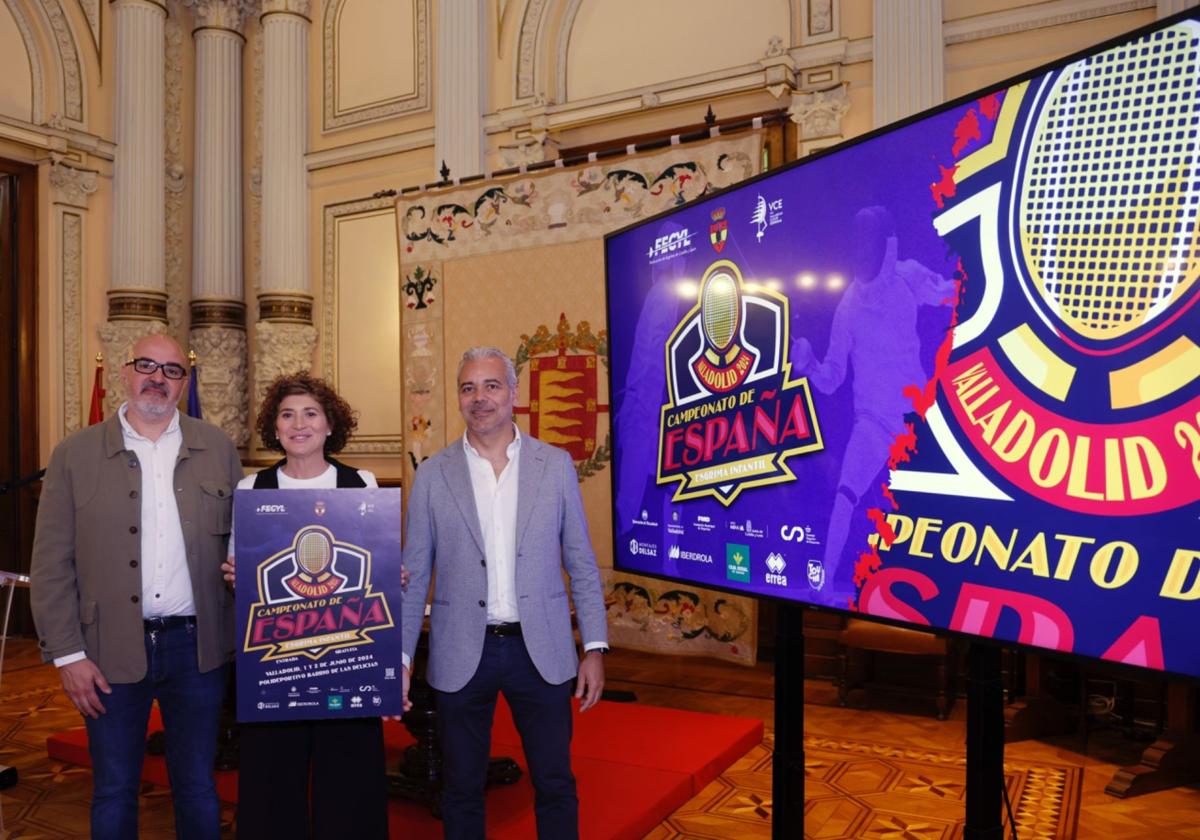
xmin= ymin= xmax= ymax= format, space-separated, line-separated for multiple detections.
xmin=463 ymin=428 xmax=607 ymax=655
xmin=463 ymin=428 xmax=522 ymax=625
xmin=119 ymin=405 xmax=196 ymax=620
xmin=401 ymin=428 xmax=607 ymax=671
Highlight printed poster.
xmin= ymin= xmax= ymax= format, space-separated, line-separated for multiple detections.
xmin=234 ymin=489 xmax=404 ymax=721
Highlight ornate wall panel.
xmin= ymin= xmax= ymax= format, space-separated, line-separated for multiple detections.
xmin=60 ymin=211 xmax=84 ymax=434
xmin=50 ymin=155 xmax=96 ymax=435
xmin=322 ymin=197 xmax=403 ymax=455
xmin=561 ymin=0 xmax=789 ymax=103
xmin=322 ymin=0 xmax=429 ymax=130
xmin=803 ymin=0 xmax=835 ymax=41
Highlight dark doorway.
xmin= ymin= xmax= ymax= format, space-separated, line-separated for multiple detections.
xmin=0 ymin=158 xmax=38 ymax=636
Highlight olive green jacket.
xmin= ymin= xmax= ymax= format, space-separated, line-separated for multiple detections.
xmin=30 ymin=412 xmax=243 ymax=682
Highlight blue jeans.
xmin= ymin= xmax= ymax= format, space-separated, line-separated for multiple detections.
xmin=84 ymin=621 xmax=228 ymax=840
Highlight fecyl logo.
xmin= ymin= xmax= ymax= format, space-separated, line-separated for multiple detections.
xmin=646 ymin=229 xmax=695 ymax=264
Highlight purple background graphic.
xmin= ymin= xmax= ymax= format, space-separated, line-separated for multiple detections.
xmin=605 ymin=13 xmax=1200 ymax=680
xmin=607 ymin=105 xmax=964 ymax=611
xmin=235 ymin=489 xmax=404 ymax=722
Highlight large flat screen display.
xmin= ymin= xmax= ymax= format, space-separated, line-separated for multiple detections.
xmin=606 ymin=13 xmax=1200 ymax=679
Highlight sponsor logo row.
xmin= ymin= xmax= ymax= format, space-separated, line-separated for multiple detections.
xmin=634 ymin=508 xmax=821 ymax=546
xmin=647 ymin=195 xmax=786 ymax=266
xmin=625 ymin=536 xmax=825 ymax=592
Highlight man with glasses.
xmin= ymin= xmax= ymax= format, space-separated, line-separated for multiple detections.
xmin=31 ymin=333 xmax=242 ymax=840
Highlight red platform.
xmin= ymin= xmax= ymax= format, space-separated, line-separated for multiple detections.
xmin=47 ymin=698 xmax=762 ymax=840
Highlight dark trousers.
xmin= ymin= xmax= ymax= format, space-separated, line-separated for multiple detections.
xmin=235 ymin=717 xmax=388 ymax=840
xmin=436 ymin=634 xmax=577 ymax=840
xmin=85 ymin=621 xmax=227 ymax=840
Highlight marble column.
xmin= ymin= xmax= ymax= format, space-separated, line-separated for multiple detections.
xmin=191 ymin=0 xmax=249 ymax=443
xmin=873 ymin=0 xmax=943 ymax=129
xmin=255 ymin=0 xmax=316 ymax=412
xmin=434 ymin=0 xmax=486 ymax=180
xmin=103 ymin=0 xmax=169 ymax=416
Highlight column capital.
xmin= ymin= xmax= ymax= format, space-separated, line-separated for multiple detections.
xmin=49 ymin=153 xmax=98 ymax=208
xmin=109 ymin=0 xmax=168 ymax=13
xmin=261 ymin=0 xmax=309 ymax=19
xmin=184 ymin=0 xmax=254 ymax=33
xmin=789 ymin=85 xmax=850 ymax=141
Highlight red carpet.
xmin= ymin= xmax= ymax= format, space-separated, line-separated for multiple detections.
xmin=47 ymin=698 xmax=762 ymax=840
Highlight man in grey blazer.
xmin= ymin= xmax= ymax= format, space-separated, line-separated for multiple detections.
xmin=30 ymin=333 xmax=241 ymax=840
xmin=401 ymin=347 xmax=609 ymax=840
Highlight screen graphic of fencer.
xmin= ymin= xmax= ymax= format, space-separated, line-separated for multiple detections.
xmin=791 ymin=206 xmax=954 ymax=594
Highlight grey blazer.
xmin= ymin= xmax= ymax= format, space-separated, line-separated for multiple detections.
xmin=401 ymin=434 xmax=608 ymax=692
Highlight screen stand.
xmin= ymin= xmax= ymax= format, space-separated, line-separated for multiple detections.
xmin=965 ymin=642 xmax=1005 ymax=839
xmin=773 ymin=603 xmax=805 ymax=839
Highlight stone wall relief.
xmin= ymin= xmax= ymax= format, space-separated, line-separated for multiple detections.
xmin=789 ymin=80 xmax=850 ymax=155
xmin=190 ymin=325 xmax=250 ymax=444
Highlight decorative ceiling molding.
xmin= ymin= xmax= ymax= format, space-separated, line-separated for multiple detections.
xmin=76 ymin=0 xmax=99 ymax=56
xmin=305 ymin=125 xmax=434 ymax=170
xmin=322 ymin=0 xmax=430 ymax=132
xmin=37 ymin=0 xmax=85 ymax=125
xmin=5 ymin=0 xmax=45 ymax=125
xmin=552 ymin=0 xmax=581 ymax=105
xmin=944 ymin=0 xmax=1154 ymax=45
xmin=514 ymin=0 xmax=549 ymax=101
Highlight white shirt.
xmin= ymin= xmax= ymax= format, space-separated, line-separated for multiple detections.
xmin=463 ymin=429 xmax=606 ymax=654
xmin=235 ymin=463 xmax=378 ymax=492
xmin=228 ymin=464 xmax=379 ymax=560
xmin=464 ymin=429 xmax=522 ymax=625
xmin=121 ymin=405 xmax=195 ymax=619
xmin=54 ymin=404 xmax=194 ymax=669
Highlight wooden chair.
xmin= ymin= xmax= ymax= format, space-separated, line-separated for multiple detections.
xmin=837 ymin=617 xmax=955 ymax=720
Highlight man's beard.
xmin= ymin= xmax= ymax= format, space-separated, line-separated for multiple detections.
xmin=131 ymin=386 xmax=174 ymax=419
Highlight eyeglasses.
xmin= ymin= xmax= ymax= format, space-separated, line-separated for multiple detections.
xmin=125 ymin=357 xmax=187 ymax=380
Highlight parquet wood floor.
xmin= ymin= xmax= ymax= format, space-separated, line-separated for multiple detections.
xmin=2 ymin=640 xmax=1197 ymax=838
xmin=607 ymin=649 xmax=1200 ymax=840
